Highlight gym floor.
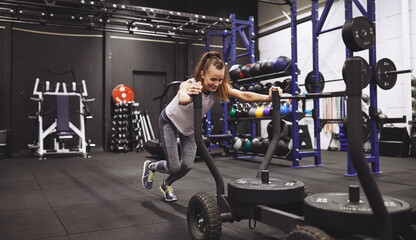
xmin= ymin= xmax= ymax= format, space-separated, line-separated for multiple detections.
xmin=0 ymin=150 xmax=415 ymax=240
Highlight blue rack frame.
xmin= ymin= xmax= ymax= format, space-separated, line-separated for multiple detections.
xmin=289 ymin=0 xmax=324 ymax=168
xmin=204 ymin=14 xmax=255 ymax=150
xmin=344 ymin=0 xmax=381 ymax=176
xmin=289 ymin=0 xmax=380 ymax=175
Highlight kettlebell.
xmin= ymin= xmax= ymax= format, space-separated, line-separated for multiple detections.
xmin=248 ymin=105 xmax=257 ymax=117
xmin=263 ymin=105 xmax=272 ymax=117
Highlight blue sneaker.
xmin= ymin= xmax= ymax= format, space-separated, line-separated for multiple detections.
xmin=159 ymin=181 xmax=177 ymax=202
xmin=142 ymin=160 xmax=155 ymax=189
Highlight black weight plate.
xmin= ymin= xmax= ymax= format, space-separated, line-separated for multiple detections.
xmin=305 ymin=71 xmax=325 ymax=93
xmin=375 ymin=58 xmax=397 ymax=90
xmin=342 ymin=16 xmax=375 ymax=51
xmin=342 ymin=18 xmax=354 ymax=49
xmin=342 ymin=56 xmax=371 ymax=89
xmin=343 ymin=111 xmax=371 ymax=143
xmin=228 ymin=178 xmax=305 ymax=205
xmin=304 ymin=193 xmax=411 ymax=236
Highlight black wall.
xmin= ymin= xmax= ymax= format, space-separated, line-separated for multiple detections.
xmin=0 ymin=0 xmax=257 ymax=153
xmin=10 ymin=25 xmax=103 ymax=152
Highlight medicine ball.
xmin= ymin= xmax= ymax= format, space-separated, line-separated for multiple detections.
xmin=229 ymin=64 xmax=242 ymax=81
xmin=250 ymin=61 xmax=262 ymax=77
xmin=248 ymin=84 xmax=256 ymax=92
xmin=260 ymin=138 xmax=270 ymax=154
xmin=240 ymin=64 xmax=252 ymax=78
xmin=274 ymin=81 xmax=283 ymax=88
xmin=253 ymin=83 xmax=263 ymax=93
xmin=271 ymin=56 xmax=291 ymax=72
xmin=242 ymin=138 xmax=251 ymax=152
xmin=251 ymin=138 xmax=261 ymax=153
xmin=239 ymin=85 xmax=247 ymax=91
xmin=260 ymin=59 xmax=274 ymax=74
xmin=233 ymin=137 xmax=243 ymax=151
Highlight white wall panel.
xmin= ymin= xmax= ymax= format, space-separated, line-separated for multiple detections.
xmin=258 ymin=0 xmax=415 ymax=149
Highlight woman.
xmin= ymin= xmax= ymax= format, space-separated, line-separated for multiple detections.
xmin=142 ymin=51 xmax=282 ymax=201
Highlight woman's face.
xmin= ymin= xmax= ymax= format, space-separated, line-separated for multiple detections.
xmin=201 ymin=65 xmax=224 ymax=94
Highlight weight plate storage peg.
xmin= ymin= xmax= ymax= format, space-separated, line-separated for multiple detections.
xmin=304 ymin=185 xmax=412 ymax=236
xmin=375 ymin=58 xmax=397 ymax=90
xmin=112 ymin=84 xmax=135 ymax=103
xmin=228 ymin=170 xmax=305 ymax=205
xmin=342 ymin=16 xmax=375 ymax=51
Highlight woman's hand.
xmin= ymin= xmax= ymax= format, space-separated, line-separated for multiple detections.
xmin=178 ymin=80 xmax=203 ymax=105
xmin=268 ymin=86 xmax=283 ymax=101
xmin=187 ymin=82 xmax=203 ymax=96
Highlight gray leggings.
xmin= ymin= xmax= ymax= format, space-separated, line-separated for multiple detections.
xmin=150 ymin=109 xmax=197 ymax=186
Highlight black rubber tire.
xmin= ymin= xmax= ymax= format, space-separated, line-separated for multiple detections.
xmin=187 ymin=192 xmax=222 ymax=240
xmin=285 ymin=226 xmax=331 ymax=240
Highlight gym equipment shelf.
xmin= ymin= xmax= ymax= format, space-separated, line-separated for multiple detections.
xmin=278 ymin=0 xmax=381 ymax=174
xmin=233 ymin=63 xmax=296 ymax=84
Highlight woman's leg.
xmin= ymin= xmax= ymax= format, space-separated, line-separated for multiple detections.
xmin=149 ymin=110 xmax=181 ymax=174
xmin=142 ymin=110 xmax=178 ymax=190
xmin=165 ymin=133 xmax=197 ymax=186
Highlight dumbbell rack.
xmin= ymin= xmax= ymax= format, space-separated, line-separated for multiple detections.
xmin=109 ymin=102 xmax=148 ymax=152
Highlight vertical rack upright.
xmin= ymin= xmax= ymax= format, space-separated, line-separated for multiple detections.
xmin=288 ymin=0 xmax=380 ymax=174
xmin=343 ymin=0 xmax=380 ymax=176
xmin=204 ymin=14 xmax=256 ymax=146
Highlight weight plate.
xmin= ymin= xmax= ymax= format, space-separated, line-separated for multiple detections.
xmin=343 ymin=111 xmax=371 ymax=143
xmin=305 ymin=71 xmax=325 ymax=93
xmin=342 ymin=56 xmax=371 ymax=89
xmin=112 ymin=84 xmax=135 ymax=103
xmin=342 ymin=16 xmax=375 ymax=51
xmin=304 ymin=193 xmax=412 ymax=236
xmin=375 ymin=58 xmax=397 ymax=90
xmin=228 ymin=177 xmax=305 ymax=205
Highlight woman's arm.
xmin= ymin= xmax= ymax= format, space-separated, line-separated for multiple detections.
xmin=228 ymin=85 xmax=282 ymax=102
xmin=177 ymin=79 xmax=203 ymax=105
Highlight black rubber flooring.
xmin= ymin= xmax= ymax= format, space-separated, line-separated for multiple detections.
xmin=0 ymin=149 xmax=415 ymax=240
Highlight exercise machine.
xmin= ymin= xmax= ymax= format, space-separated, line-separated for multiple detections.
xmin=28 ymin=72 xmax=95 ymax=159
xmin=187 ymin=58 xmax=415 ymax=239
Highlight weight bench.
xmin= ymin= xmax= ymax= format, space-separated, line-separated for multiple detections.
xmin=56 ymin=95 xmax=75 ymax=139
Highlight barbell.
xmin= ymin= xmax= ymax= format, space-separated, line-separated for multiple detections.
xmin=303 ymin=58 xmax=411 ymax=93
